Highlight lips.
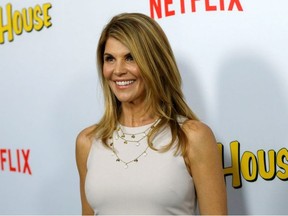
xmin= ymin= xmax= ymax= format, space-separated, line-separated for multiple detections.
xmin=115 ymin=80 xmax=135 ymax=86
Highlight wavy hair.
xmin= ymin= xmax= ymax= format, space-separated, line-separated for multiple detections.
xmin=90 ymin=12 xmax=198 ymax=155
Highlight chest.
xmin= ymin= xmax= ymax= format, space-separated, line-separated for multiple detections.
xmin=85 ymin=141 xmax=195 ymax=214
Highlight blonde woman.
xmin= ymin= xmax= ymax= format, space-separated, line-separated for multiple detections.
xmin=76 ymin=13 xmax=227 ymax=215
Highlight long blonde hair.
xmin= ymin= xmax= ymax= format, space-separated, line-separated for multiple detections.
xmin=90 ymin=13 xmax=198 ymax=155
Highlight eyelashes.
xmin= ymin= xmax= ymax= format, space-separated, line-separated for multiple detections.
xmin=103 ymin=53 xmax=134 ymax=63
xmin=125 ymin=53 xmax=134 ymax=62
xmin=104 ymin=55 xmax=114 ymax=62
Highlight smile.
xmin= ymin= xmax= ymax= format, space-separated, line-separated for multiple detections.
xmin=115 ymin=80 xmax=135 ymax=86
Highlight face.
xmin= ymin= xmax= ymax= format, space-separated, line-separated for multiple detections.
xmin=103 ymin=37 xmax=146 ymax=105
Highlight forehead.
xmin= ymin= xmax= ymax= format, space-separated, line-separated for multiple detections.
xmin=104 ymin=37 xmax=130 ymax=54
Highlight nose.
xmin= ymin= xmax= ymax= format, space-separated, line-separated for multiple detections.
xmin=113 ymin=60 xmax=127 ymax=76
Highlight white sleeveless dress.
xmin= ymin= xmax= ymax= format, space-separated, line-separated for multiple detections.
xmin=85 ymin=121 xmax=196 ymax=215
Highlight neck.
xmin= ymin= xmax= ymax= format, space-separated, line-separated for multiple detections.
xmin=119 ymin=102 xmax=157 ymax=127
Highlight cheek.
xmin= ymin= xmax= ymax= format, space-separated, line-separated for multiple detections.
xmin=130 ymin=65 xmax=142 ymax=78
xmin=103 ymin=65 xmax=112 ymax=79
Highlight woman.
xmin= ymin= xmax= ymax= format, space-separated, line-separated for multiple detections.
xmin=76 ymin=13 xmax=227 ymax=215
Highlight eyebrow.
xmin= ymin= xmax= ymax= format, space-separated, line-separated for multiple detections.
xmin=103 ymin=52 xmax=132 ymax=57
xmin=103 ymin=53 xmax=113 ymax=56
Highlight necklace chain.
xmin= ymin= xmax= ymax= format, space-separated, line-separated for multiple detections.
xmin=112 ymin=146 xmax=149 ymax=169
xmin=110 ymin=119 xmax=160 ymax=169
xmin=116 ymin=123 xmax=154 ymax=145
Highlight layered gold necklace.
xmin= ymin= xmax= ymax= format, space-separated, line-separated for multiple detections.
xmin=109 ymin=119 xmax=160 ymax=169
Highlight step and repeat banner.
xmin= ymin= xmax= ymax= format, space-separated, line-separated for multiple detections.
xmin=1 ymin=0 xmax=287 ymax=214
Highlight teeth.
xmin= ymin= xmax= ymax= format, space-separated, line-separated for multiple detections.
xmin=116 ymin=80 xmax=134 ymax=86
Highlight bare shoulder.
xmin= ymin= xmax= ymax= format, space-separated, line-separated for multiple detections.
xmin=76 ymin=125 xmax=96 ymax=149
xmin=76 ymin=125 xmax=97 ymax=215
xmin=182 ymin=120 xmax=218 ymax=161
xmin=182 ymin=120 xmax=216 ymax=145
xmin=75 ymin=125 xmax=97 ymax=172
xmin=182 ymin=120 xmax=227 ymax=214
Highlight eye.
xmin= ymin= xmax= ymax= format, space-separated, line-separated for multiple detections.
xmin=104 ymin=55 xmax=114 ymax=63
xmin=125 ymin=53 xmax=134 ymax=62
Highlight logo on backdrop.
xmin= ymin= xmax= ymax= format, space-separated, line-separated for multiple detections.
xmin=218 ymin=141 xmax=288 ymax=188
xmin=150 ymin=0 xmax=243 ymax=19
xmin=0 ymin=148 xmax=32 ymax=175
xmin=0 ymin=2 xmax=52 ymax=44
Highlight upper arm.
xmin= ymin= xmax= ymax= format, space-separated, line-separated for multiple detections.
xmin=75 ymin=126 xmax=95 ymax=215
xmin=183 ymin=120 xmax=227 ymax=215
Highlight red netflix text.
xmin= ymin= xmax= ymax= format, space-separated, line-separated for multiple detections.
xmin=0 ymin=149 xmax=32 ymax=175
xmin=150 ymin=0 xmax=244 ymax=19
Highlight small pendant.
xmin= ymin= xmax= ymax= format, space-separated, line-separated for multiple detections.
xmin=124 ymin=140 xmax=128 ymax=144
xmin=116 ymin=158 xmax=120 ymax=162
xmin=121 ymin=134 xmax=125 ymax=138
xmin=131 ymin=134 xmax=135 ymax=139
xmin=136 ymin=142 xmax=140 ymax=146
xmin=143 ymin=152 xmax=147 ymax=157
xmin=124 ymin=164 xmax=128 ymax=169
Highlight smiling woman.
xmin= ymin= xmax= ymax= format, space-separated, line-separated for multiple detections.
xmin=103 ymin=37 xmax=146 ymax=104
xmin=75 ymin=12 xmax=227 ymax=215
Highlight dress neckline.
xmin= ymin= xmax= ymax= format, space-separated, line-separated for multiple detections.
xmin=118 ymin=119 xmax=160 ymax=133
